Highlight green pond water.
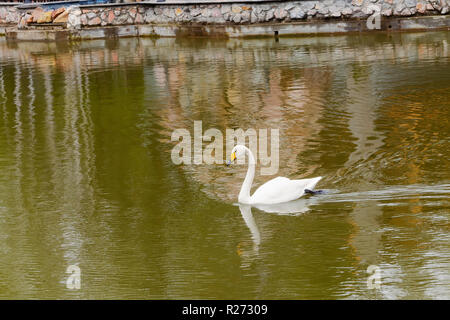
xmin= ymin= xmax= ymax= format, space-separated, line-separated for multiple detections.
xmin=0 ymin=32 xmax=449 ymax=299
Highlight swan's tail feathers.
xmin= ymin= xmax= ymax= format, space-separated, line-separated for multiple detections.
xmin=302 ymin=176 xmax=322 ymax=195
xmin=307 ymin=176 xmax=322 ymax=190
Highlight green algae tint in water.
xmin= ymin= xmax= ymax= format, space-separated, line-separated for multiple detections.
xmin=0 ymin=33 xmax=449 ymax=299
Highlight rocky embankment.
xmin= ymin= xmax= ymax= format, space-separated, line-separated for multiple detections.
xmin=1 ymin=0 xmax=450 ymax=30
xmin=2 ymin=1 xmax=450 ymax=40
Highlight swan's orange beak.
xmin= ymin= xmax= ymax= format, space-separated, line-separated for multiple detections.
xmin=226 ymin=152 xmax=237 ymax=166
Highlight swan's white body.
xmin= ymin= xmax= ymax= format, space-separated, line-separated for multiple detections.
xmin=230 ymin=145 xmax=322 ymax=205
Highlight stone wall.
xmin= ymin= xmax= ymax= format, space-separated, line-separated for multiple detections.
xmin=3 ymin=1 xmax=450 ymax=30
xmin=69 ymin=0 xmax=450 ymax=29
xmin=0 ymin=5 xmax=19 ymax=24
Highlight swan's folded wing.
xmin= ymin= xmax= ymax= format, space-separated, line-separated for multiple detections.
xmin=251 ymin=176 xmax=322 ymax=204
xmin=250 ymin=177 xmax=301 ymax=204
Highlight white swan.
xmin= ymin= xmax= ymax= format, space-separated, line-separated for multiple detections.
xmin=227 ymin=145 xmax=322 ymax=205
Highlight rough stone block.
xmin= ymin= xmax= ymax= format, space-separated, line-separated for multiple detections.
xmin=53 ymin=10 xmax=69 ymax=23
xmin=31 ymin=7 xmax=44 ymax=23
xmin=37 ymin=11 xmax=52 ymax=23
xmin=51 ymin=7 xmax=65 ymax=20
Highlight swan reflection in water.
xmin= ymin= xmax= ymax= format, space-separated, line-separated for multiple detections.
xmin=237 ymin=197 xmax=317 ymax=259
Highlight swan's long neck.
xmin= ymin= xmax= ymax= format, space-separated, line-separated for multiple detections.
xmin=238 ymin=147 xmax=256 ymax=204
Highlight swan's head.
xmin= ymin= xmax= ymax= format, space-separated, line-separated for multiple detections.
xmin=226 ymin=145 xmax=247 ymax=166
